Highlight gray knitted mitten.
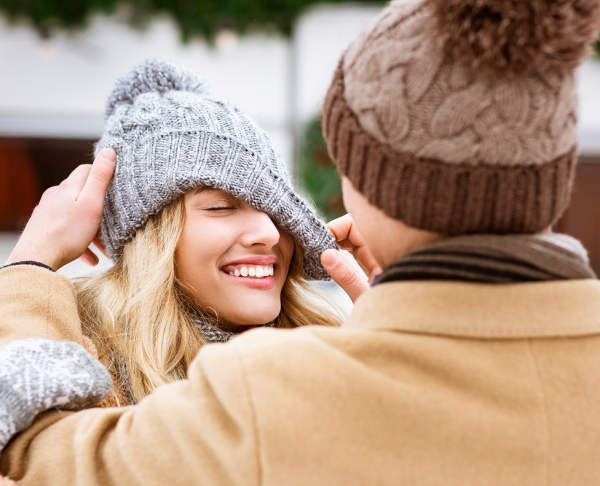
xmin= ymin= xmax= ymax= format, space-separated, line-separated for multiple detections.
xmin=0 ymin=338 xmax=113 ymax=452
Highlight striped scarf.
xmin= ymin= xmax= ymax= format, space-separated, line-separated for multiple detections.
xmin=376 ymin=234 xmax=596 ymax=285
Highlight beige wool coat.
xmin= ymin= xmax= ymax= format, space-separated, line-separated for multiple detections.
xmin=2 ymin=264 xmax=600 ymax=485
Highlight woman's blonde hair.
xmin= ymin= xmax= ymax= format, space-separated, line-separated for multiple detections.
xmin=76 ymin=197 xmax=344 ymax=405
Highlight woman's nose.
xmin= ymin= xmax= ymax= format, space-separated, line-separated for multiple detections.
xmin=240 ymin=208 xmax=281 ymax=248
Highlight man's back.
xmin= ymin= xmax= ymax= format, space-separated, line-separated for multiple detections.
xmin=6 ymin=266 xmax=599 ymax=486
xmin=237 ymin=280 xmax=600 ymax=485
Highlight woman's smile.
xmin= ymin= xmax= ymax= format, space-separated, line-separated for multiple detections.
xmin=175 ymin=187 xmax=294 ymax=328
xmin=221 ymin=256 xmax=278 ymax=289
xmin=222 ymin=270 xmax=276 ymax=289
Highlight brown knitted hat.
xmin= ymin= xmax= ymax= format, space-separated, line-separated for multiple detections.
xmin=322 ymin=0 xmax=600 ymax=235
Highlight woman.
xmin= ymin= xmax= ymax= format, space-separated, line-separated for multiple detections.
xmin=74 ymin=60 xmax=343 ymax=406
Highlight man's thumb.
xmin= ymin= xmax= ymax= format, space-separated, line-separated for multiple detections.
xmin=321 ymin=249 xmax=369 ymax=303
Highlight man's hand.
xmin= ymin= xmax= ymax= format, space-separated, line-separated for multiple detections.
xmin=321 ymin=214 xmax=382 ymax=303
xmin=6 ymin=149 xmax=116 ymax=270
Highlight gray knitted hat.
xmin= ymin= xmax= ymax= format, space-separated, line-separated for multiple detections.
xmin=96 ymin=59 xmax=336 ymax=280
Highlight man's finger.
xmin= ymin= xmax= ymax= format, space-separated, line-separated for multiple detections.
xmin=328 ymin=214 xmax=369 ymax=252
xmin=327 ymin=214 xmax=356 ymax=243
xmin=321 ymin=249 xmax=369 ymax=303
xmin=328 ymin=214 xmax=381 ymax=280
xmin=77 ymin=149 xmax=117 ymax=207
xmin=353 ymin=247 xmax=383 ymax=283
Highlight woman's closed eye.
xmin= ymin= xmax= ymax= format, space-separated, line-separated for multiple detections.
xmin=204 ymin=204 xmax=237 ymax=212
xmin=192 ymin=188 xmax=242 ymax=212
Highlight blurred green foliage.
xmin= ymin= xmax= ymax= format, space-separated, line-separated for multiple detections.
xmin=0 ymin=0 xmax=384 ymax=41
xmin=299 ymin=114 xmax=344 ymax=222
xmin=0 ymin=1 xmax=599 ymax=57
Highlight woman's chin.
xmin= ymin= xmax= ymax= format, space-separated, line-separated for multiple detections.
xmin=219 ymin=304 xmax=281 ymax=329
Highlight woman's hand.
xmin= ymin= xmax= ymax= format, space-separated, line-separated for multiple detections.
xmin=5 ymin=149 xmax=116 ymax=270
xmin=321 ymin=214 xmax=382 ymax=303
xmin=0 ymin=338 xmax=112 ymax=453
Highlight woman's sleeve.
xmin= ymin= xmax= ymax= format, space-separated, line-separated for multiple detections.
xmin=0 ymin=265 xmax=260 ymax=486
xmin=0 ymin=343 xmax=259 ymax=485
xmin=0 ymin=265 xmax=84 ymax=346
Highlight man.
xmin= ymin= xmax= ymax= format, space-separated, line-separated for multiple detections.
xmin=2 ymin=0 xmax=600 ymax=484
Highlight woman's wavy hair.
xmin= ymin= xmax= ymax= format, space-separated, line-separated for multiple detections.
xmin=75 ymin=197 xmax=344 ymax=405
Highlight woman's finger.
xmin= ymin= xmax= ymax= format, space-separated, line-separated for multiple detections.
xmin=60 ymin=164 xmax=92 ymax=193
xmin=321 ymin=249 xmax=369 ymax=303
xmin=77 ymin=149 xmax=117 ymax=209
xmin=92 ymin=232 xmax=109 ymax=258
xmin=78 ymin=248 xmax=100 ymax=267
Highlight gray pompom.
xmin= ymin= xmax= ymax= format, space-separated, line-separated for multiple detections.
xmin=105 ymin=59 xmax=212 ymax=118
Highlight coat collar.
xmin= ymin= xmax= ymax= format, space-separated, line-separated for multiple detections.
xmin=343 ymin=279 xmax=600 ymax=338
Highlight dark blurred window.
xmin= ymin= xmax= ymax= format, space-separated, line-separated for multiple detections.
xmin=0 ymin=137 xmax=95 ymax=231
xmin=556 ymin=155 xmax=600 ymax=275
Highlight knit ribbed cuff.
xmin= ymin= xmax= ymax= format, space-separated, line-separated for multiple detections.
xmin=322 ymin=63 xmax=577 ymax=235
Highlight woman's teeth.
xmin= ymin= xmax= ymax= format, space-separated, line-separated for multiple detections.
xmin=227 ymin=265 xmax=274 ymax=278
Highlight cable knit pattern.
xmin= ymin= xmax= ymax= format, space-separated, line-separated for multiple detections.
xmin=342 ymin=1 xmax=578 ymax=167
xmin=0 ymin=339 xmax=112 ymax=453
xmin=323 ymin=63 xmax=576 ymax=234
xmin=96 ymin=59 xmax=337 ymax=281
xmin=321 ymin=0 xmax=593 ymax=235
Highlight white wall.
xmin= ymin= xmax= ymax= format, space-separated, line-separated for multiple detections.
xmin=2 ymin=5 xmax=597 ymax=156
xmin=291 ymin=4 xmax=381 ymax=126
xmin=1 ymin=4 xmax=600 ymax=276
xmin=0 ymin=13 xmax=293 ymax=166
xmin=0 ymin=5 xmax=388 ymax=169
xmin=578 ymin=60 xmax=600 ymax=154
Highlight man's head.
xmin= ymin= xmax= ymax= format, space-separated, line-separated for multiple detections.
xmin=323 ymin=0 xmax=600 ymax=263
xmin=341 ymin=176 xmax=442 ymax=268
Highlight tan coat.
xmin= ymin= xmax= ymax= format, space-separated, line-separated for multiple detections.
xmin=2 ymin=264 xmax=600 ymax=485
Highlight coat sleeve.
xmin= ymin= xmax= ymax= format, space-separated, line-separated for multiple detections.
xmin=0 ymin=265 xmax=83 ymax=346
xmin=0 ymin=266 xmax=260 ymax=486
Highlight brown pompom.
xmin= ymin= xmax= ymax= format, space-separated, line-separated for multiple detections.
xmin=432 ymin=0 xmax=600 ymax=77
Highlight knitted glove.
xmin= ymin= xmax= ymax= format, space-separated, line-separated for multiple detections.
xmin=0 ymin=338 xmax=112 ymax=453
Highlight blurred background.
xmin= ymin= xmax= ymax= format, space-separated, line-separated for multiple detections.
xmin=0 ymin=0 xmax=599 ymax=284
